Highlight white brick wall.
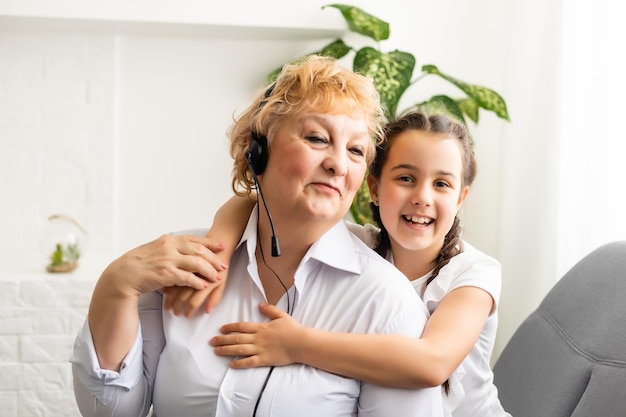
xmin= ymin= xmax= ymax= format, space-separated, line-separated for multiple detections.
xmin=0 ymin=30 xmax=117 ymax=271
xmin=0 ymin=271 xmax=97 ymax=417
xmin=0 ymin=28 xmax=115 ymax=417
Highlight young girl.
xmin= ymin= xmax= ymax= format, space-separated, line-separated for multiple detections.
xmin=166 ymin=112 xmax=509 ymax=416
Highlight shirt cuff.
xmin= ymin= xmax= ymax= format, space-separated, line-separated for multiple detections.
xmin=70 ymin=318 xmax=144 ymax=394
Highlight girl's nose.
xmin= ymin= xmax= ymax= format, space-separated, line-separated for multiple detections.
xmin=412 ymin=183 xmax=433 ymax=206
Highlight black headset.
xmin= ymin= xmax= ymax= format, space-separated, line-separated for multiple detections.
xmin=246 ymin=131 xmax=269 ymax=175
xmin=245 ymin=82 xmax=275 ymax=175
xmin=244 ymin=82 xmax=280 ymax=258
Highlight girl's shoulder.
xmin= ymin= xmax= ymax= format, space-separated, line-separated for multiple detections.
xmin=427 ymin=240 xmax=502 ymax=305
xmin=344 ymin=220 xmax=380 ymax=250
xmin=452 ymin=240 xmax=501 ymax=272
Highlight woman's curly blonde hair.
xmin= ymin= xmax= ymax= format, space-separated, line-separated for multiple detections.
xmin=228 ymin=55 xmax=385 ymax=196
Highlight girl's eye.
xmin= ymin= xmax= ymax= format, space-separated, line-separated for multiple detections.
xmin=435 ymin=180 xmax=450 ymax=188
xmin=397 ymin=175 xmax=413 ymax=183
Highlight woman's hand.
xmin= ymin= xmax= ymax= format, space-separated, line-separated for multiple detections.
xmin=210 ymin=303 xmax=304 ymax=368
xmin=101 ymin=233 xmax=228 ymax=298
xmin=88 ymin=232 xmax=227 ymax=371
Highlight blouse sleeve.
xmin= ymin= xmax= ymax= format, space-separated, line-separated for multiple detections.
xmin=356 ymin=298 xmax=443 ymax=417
xmin=70 ymin=290 xmax=165 ymax=417
xmin=424 ymin=244 xmax=502 ymax=316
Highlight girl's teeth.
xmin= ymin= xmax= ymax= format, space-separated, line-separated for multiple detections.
xmin=404 ymin=215 xmax=431 ymax=224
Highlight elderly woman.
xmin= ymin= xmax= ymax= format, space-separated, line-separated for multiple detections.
xmin=70 ymin=55 xmax=442 ymax=417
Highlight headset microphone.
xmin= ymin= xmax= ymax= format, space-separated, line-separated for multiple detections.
xmin=245 ymin=139 xmax=281 ymax=257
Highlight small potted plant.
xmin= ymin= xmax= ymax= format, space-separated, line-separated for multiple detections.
xmin=43 ymin=214 xmax=85 ymax=273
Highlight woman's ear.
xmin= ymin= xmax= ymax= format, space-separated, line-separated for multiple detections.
xmin=367 ymin=174 xmax=380 ymax=206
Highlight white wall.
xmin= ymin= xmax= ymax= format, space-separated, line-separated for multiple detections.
xmin=0 ymin=1 xmax=544 ymax=415
xmin=0 ymin=1 xmax=516 ymax=265
xmin=115 ymin=33 xmax=334 ymax=249
xmin=491 ymin=0 xmax=567 ymax=360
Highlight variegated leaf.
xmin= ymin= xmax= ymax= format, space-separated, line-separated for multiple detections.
xmin=354 ymin=48 xmax=415 ymax=120
xmin=319 ymin=39 xmax=353 ymax=59
xmin=266 ymin=40 xmax=352 ymax=83
xmin=457 ymin=97 xmax=479 ymax=123
xmin=422 ymin=65 xmax=510 ymax=121
xmin=323 ymin=4 xmax=390 ymax=41
xmin=414 ymin=95 xmax=467 ymax=126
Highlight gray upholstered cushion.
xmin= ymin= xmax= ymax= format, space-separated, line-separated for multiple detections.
xmin=493 ymin=241 xmax=626 ymax=417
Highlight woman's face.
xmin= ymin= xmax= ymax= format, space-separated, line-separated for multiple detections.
xmin=260 ymin=110 xmax=371 ymax=229
xmin=368 ymin=129 xmax=469 ymax=258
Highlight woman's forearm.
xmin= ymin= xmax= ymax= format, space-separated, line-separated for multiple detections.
xmin=88 ymin=283 xmax=139 ymax=371
xmin=88 ymin=268 xmax=141 ymax=372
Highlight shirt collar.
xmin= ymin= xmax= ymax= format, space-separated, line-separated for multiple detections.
xmin=237 ymin=205 xmax=363 ymax=276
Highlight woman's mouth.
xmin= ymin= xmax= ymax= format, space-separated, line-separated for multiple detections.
xmin=312 ymin=182 xmax=341 ymax=196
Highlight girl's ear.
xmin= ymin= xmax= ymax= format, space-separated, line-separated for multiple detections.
xmin=366 ymin=174 xmax=380 ymax=206
xmin=457 ymin=186 xmax=470 ymax=210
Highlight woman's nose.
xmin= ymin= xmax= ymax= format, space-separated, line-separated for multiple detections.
xmin=324 ymin=149 xmax=348 ymax=176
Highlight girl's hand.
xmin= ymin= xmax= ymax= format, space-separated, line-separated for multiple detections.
xmin=210 ymin=303 xmax=303 ymax=368
xmin=163 ymin=281 xmax=226 ymax=316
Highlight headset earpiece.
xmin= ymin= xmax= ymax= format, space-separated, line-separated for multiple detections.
xmin=247 ymin=131 xmax=269 ymax=175
xmin=246 ymin=82 xmax=276 ymax=176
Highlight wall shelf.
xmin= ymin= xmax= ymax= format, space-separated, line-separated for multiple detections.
xmin=0 ymin=0 xmax=347 ymax=39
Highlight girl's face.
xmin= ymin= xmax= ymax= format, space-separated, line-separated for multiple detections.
xmin=367 ymin=129 xmax=469 ymax=259
xmin=260 ymin=110 xmax=371 ymax=230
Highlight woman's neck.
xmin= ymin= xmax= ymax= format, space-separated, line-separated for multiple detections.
xmin=256 ymin=208 xmax=335 ymax=263
xmin=255 ymin=215 xmax=326 ymax=304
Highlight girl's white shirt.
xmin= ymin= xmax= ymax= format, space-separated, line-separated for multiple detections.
xmin=348 ymin=221 xmax=510 ymax=417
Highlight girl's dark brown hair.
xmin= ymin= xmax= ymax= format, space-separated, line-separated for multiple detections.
xmin=368 ymin=112 xmax=477 ymax=394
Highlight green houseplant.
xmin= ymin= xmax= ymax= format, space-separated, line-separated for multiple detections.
xmin=43 ymin=214 xmax=85 ymax=273
xmin=267 ymin=4 xmax=510 ymax=225
xmin=47 ymin=242 xmax=81 ymax=273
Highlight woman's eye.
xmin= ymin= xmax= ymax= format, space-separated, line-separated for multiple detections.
xmin=349 ymin=146 xmax=364 ymax=156
xmin=305 ymin=135 xmax=327 ymax=144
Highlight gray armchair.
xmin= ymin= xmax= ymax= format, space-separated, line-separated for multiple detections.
xmin=493 ymin=241 xmax=626 ymax=416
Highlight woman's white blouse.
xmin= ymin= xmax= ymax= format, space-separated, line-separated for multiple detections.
xmin=70 ymin=208 xmax=443 ymax=417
